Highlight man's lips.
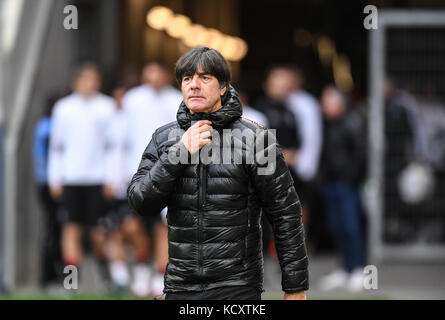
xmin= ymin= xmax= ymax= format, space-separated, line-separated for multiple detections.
xmin=189 ymin=96 xmax=204 ymax=100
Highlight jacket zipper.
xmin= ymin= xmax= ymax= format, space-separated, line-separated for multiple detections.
xmin=198 ymin=163 xmax=207 ymax=286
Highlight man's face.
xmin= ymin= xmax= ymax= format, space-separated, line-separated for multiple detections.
xmin=181 ymin=67 xmax=226 ymax=114
xmin=142 ymin=63 xmax=171 ymax=90
xmin=321 ymin=88 xmax=345 ymax=119
xmin=265 ymin=68 xmax=295 ymax=102
xmin=73 ymin=69 xmax=101 ymax=97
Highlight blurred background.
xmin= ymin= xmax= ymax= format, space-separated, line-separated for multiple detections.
xmin=0 ymin=0 xmax=445 ymax=299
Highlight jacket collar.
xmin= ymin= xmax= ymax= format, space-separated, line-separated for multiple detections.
xmin=176 ymin=84 xmax=242 ymax=130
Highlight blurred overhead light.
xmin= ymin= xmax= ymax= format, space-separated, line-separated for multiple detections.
xmin=146 ymin=6 xmax=173 ymax=30
xmin=181 ymin=24 xmax=209 ymax=47
xmin=333 ymin=54 xmax=354 ymax=92
xmin=206 ymin=28 xmax=225 ymax=51
xmin=165 ymin=14 xmax=192 ymax=38
xmin=221 ymin=37 xmax=248 ymax=62
xmin=146 ymin=6 xmax=248 ymax=62
xmin=317 ymin=36 xmax=336 ymax=67
xmin=235 ymin=38 xmax=249 ymax=61
xmin=218 ymin=36 xmax=237 ymax=60
xmin=294 ymin=31 xmax=354 ymax=93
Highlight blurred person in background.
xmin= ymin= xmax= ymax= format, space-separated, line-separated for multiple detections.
xmin=415 ymin=87 xmax=445 ymax=242
xmin=121 ymin=61 xmax=183 ymax=297
xmin=285 ymin=66 xmax=322 ymax=239
xmin=253 ymin=66 xmax=301 ymax=259
xmin=383 ymin=78 xmax=429 ymax=242
xmin=235 ymin=84 xmax=269 ymax=127
xmin=101 ymin=85 xmax=151 ymax=294
xmin=254 ymin=65 xmax=301 ymax=163
xmin=47 ymin=64 xmax=116 ymax=284
xmin=317 ymin=86 xmax=366 ymax=292
xmin=32 ymin=94 xmax=63 ymax=289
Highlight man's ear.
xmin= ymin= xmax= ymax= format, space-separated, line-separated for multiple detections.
xmin=220 ymin=85 xmax=227 ymax=96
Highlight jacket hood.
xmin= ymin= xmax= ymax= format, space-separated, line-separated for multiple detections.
xmin=176 ymin=84 xmax=242 ymax=130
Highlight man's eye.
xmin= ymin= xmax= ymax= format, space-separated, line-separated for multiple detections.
xmin=183 ymin=77 xmax=191 ymax=82
xmin=202 ymin=76 xmax=210 ymax=81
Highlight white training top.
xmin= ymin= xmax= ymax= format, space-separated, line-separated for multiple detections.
xmin=242 ymin=105 xmax=269 ymax=128
xmin=104 ymin=107 xmax=131 ymax=199
xmin=113 ymin=84 xmax=182 ymax=220
xmin=47 ymin=92 xmax=116 ymax=188
xmin=286 ymin=90 xmax=323 ymax=182
xmin=122 ymin=84 xmax=183 ymax=177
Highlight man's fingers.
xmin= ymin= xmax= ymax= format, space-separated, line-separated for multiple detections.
xmin=198 ymin=120 xmax=212 ymax=126
xmin=197 ymin=124 xmax=213 ymax=133
xmin=191 ymin=120 xmax=212 ymax=129
xmin=201 ymin=137 xmax=212 ymax=145
xmin=182 ymin=121 xmax=213 ymax=154
xmin=200 ymin=131 xmax=212 ymax=139
xmin=190 ymin=123 xmax=212 ymax=135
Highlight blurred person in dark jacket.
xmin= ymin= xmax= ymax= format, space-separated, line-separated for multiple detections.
xmin=127 ymin=47 xmax=309 ymax=300
xmin=384 ymin=78 xmax=429 ymax=242
xmin=317 ymin=86 xmax=366 ymax=292
xmin=254 ymin=65 xmax=301 ymax=165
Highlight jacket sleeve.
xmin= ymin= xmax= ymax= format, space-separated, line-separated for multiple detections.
xmin=47 ymin=103 xmax=65 ymax=189
xmin=127 ymin=132 xmax=186 ymax=217
xmin=251 ymin=129 xmax=309 ymax=293
xmin=32 ymin=119 xmax=48 ymax=184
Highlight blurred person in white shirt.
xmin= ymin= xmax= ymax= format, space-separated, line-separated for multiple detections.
xmin=100 ymin=85 xmax=152 ymax=295
xmin=285 ymin=66 xmax=322 ymax=233
xmin=48 ymin=64 xmax=116 ymax=279
xmin=121 ymin=61 xmax=183 ymax=297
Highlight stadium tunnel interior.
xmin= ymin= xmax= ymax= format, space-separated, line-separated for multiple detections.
xmin=2 ymin=0 xmax=445 ymax=291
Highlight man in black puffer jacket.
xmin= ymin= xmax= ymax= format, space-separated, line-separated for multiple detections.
xmin=127 ymin=47 xmax=309 ymax=300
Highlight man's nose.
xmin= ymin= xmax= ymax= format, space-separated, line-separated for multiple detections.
xmin=190 ymin=76 xmax=200 ymax=89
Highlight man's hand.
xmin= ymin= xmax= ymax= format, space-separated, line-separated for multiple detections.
xmin=284 ymin=291 xmax=307 ymax=300
xmin=181 ymin=120 xmax=213 ymax=154
xmin=50 ymin=186 xmax=63 ymax=200
xmin=282 ymin=148 xmax=297 ymax=167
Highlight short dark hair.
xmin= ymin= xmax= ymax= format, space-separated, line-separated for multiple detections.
xmin=73 ymin=62 xmax=101 ymax=81
xmin=175 ymin=47 xmax=231 ymax=88
xmin=265 ymin=64 xmax=303 ymax=81
xmin=143 ymin=59 xmax=171 ymax=73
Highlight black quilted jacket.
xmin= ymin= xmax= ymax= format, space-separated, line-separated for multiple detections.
xmin=127 ymin=86 xmax=309 ymax=293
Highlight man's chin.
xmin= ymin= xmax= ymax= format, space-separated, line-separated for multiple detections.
xmin=187 ymin=104 xmax=210 ymax=114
